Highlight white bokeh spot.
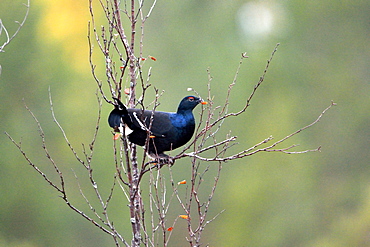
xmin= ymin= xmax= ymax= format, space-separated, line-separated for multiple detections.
xmin=237 ymin=1 xmax=289 ymax=41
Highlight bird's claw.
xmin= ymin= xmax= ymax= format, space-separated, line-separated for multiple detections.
xmin=155 ymin=157 xmax=174 ymax=166
xmin=149 ymin=153 xmax=174 ymax=166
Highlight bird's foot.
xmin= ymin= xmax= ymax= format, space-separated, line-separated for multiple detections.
xmin=149 ymin=153 xmax=175 ymax=166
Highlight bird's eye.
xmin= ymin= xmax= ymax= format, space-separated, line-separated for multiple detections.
xmin=188 ymin=97 xmax=194 ymax=102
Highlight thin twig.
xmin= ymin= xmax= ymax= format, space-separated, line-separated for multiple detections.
xmin=184 ymin=101 xmax=336 ymax=162
xmin=0 ymin=0 xmax=30 ymax=52
xmin=48 ymin=87 xmax=86 ymax=167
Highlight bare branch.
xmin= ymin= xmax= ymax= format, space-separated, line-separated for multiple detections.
xmin=5 ymin=101 xmax=127 ymax=246
xmin=0 ymin=0 xmax=30 ymax=52
xmin=48 ymin=87 xmax=86 ymax=167
xmin=211 ymin=44 xmax=280 ymax=128
xmin=0 ymin=0 xmax=30 ymax=74
xmin=5 ymin=131 xmax=63 ymax=193
xmin=184 ymin=101 xmax=336 ymax=162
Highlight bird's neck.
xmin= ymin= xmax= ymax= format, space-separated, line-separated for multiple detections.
xmin=177 ymin=108 xmax=193 ymax=115
xmin=171 ymin=110 xmax=195 ymax=129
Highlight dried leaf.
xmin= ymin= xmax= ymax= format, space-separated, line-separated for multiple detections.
xmin=179 ymin=215 xmax=189 ymax=220
xmin=113 ymin=133 xmax=121 ymax=140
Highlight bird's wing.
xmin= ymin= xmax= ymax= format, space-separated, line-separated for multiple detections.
xmin=127 ymin=109 xmax=174 ymax=137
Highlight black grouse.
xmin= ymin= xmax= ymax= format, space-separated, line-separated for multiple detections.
xmin=108 ymin=96 xmax=206 ymax=164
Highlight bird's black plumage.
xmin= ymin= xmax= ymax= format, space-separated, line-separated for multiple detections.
xmin=108 ymin=96 xmax=205 ymax=164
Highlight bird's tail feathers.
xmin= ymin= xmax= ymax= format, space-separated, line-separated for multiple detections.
xmin=113 ymin=97 xmax=128 ymax=113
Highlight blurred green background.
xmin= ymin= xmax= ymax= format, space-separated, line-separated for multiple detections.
xmin=1 ymin=0 xmax=369 ymax=246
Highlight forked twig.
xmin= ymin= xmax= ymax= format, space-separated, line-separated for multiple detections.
xmin=184 ymin=101 xmax=336 ymax=162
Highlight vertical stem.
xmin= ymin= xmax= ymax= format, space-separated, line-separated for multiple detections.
xmin=128 ymin=1 xmax=140 ymax=246
xmin=112 ymin=0 xmax=141 ymax=246
xmin=128 ymin=0 xmax=137 ymax=107
xmin=130 ymin=143 xmax=141 ymax=247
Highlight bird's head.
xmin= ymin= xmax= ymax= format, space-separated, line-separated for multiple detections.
xmin=177 ymin=96 xmax=207 ymax=113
